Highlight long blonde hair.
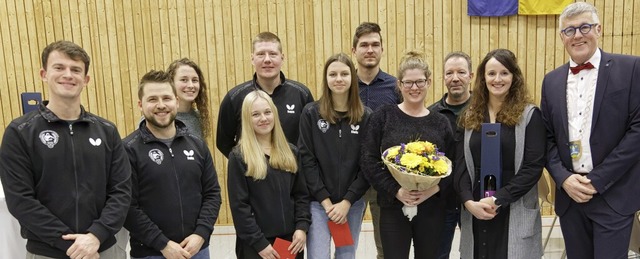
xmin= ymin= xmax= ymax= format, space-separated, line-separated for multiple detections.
xmin=239 ymin=91 xmax=298 ymax=180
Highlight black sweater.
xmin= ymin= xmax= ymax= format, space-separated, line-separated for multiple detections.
xmin=227 ymin=145 xmax=311 ymax=252
xmin=360 ymin=104 xmax=454 ymax=208
xmin=216 ymin=72 xmax=314 ymax=157
xmin=297 ymin=102 xmax=371 ymax=204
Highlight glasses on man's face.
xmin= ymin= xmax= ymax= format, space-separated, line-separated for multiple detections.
xmin=561 ymin=23 xmax=598 ymax=37
xmin=401 ymin=79 xmax=427 ymax=89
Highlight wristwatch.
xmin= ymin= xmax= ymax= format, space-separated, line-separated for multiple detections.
xmin=491 ymin=196 xmax=502 ymax=207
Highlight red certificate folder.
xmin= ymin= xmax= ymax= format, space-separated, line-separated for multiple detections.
xmin=273 ymin=238 xmax=297 ymax=259
xmin=328 ymin=221 xmax=354 ymax=247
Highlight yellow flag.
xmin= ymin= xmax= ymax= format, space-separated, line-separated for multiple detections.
xmin=518 ymin=0 xmax=573 ymax=15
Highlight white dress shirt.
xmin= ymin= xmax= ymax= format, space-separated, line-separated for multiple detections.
xmin=566 ymin=49 xmax=601 ymax=173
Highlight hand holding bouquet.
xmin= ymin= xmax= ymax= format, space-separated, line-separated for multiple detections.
xmin=381 ymin=140 xmax=452 ymax=220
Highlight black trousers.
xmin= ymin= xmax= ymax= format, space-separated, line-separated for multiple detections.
xmin=380 ymin=196 xmax=446 ymax=259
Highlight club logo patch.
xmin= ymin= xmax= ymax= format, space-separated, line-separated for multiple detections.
xmin=39 ymin=130 xmax=59 ymax=149
xmin=286 ymin=104 xmax=295 ymax=114
xmin=317 ymin=119 xmax=330 ymax=133
xmin=148 ymin=149 xmax=164 ymax=165
xmin=183 ymin=150 xmax=195 ymax=160
xmin=350 ymin=124 xmax=360 ymax=134
xmin=89 ymin=138 xmax=102 ymax=146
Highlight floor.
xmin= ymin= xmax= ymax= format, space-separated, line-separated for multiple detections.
xmin=208 ymin=217 xmax=572 ymax=259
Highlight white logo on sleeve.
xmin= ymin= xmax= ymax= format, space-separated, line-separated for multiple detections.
xmin=183 ymin=150 xmax=195 ymax=160
xmin=350 ymin=125 xmax=360 ymax=134
xmin=89 ymin=138 xmax=102 ymax=146
xmin=148 ymin=149 xmax=164 ymax=165
xmin=286 ymin=104 xmax=295 ymax=114
xmin=317 ymin=119 xmax=329 ymax=133
xmin=39 ymin=130 xmax=59 ymax=149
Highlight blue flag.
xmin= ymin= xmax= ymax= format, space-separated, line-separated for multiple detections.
xmin=468 ymin=0 xmax=518 ymax=17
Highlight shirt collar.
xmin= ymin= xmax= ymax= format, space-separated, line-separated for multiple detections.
xmin=569 ymin=48 xmax=601 ymax=70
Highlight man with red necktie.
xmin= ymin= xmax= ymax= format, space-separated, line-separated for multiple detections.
xmin=541 ymin=2 xmax=640 ymax=259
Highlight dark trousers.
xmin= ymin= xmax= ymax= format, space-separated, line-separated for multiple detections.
xmin=436 ymin=208 xmax=460 ymax=259
xmin=380 ymin=197 xmax=445 ymax=259
xmin=560 ymin=194 xmax=634 ymax=259
xmin=235 ymin=234 xmax=304 ymax=259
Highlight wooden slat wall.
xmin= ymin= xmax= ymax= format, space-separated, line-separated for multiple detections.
xmin=1 ymin=0 xmax=639 ymax=224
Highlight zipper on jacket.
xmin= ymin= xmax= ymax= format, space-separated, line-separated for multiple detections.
xmin=69 ymin=122 xmax=79 ymax=230
xmin=276 ymin=172 xmax=287 ymax=229
xmin=168 ymin=145 xmax=185 ymax=236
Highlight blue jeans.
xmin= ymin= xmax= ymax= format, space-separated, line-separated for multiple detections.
xmin=132 ymin=246 xmax=210 ymax=259
xmin=437 ymin=208 xmax=460 ymax=259
xmin=307 ymin=199 xmax=365 ymax=259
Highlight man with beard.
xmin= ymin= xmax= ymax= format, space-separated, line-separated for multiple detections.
xmin=428 ymin=51 xmax=473 ymax=259
xmin=123 ymin=70 xmax=221 ymax=259
xmin=352 ymin=22 xmax=400 ymax=259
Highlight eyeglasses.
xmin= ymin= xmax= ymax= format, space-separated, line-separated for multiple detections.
xmin=401 ymin=79 xmax=428 ymax=89
xmin=561 ymin=23 xmax=598 ymax=37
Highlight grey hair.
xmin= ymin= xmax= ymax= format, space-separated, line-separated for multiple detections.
xmin=559 ymin=2 xmax=600 ymax=30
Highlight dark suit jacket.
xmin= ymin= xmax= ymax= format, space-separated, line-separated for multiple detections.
xmin=541 ymin=50 xmax=640 ymax=216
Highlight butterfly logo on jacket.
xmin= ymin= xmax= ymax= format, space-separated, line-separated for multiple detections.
xmin=183 ymin=150 xmax=195 ymax=160
xmin=286 ymin=104 xmax=295 ymax=114
xmin=350 ymin=125 xmax=360 ymax=134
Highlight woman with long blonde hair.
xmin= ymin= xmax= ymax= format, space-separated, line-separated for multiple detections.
xmin=227 ymin=90 xmax=310 ymax=259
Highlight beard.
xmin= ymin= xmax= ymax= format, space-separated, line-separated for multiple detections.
xmin=145 ymin=112 xmax=177 ymax=129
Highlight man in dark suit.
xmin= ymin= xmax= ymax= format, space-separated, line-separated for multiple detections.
xmin=541 ymin=2 xmax=640 ymax=258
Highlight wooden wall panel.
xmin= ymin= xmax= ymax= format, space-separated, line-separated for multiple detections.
xmin=1 ymin=0 xmax=639 ymax=224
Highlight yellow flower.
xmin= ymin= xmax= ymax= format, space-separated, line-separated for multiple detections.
xmin=385 ymin=146 xmax=401 ymax=161
xmin=406 ymin=142 xmax=426 ymax=154
xmin=399 ymin=153 xmax=423 ymax=169
xmin=421 ymin=141 xmax=436 ymax=153
xmin=432 ymin=159 xmax=449 ymax=175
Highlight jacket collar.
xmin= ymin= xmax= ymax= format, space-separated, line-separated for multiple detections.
xmin=137 ymin=119 xmax=189 ymax=143
xmin=38 ymin=101 xmax=93 ymax=123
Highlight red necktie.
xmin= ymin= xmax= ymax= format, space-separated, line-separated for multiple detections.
xmin=570 ymin=62 xmax=594 ymax=74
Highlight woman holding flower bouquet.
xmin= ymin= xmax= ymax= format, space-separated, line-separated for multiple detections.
xmin=361 ymin=51 xmax=454 ymax=259
xmin=298 ymin=53 xmax=372 ymax=258
xmin=454 ymin=49 xmax=545 ymax=259
xmin=227 ymin=91 xmax=310 ymax=259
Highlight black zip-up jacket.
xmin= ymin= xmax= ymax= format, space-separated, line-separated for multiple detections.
xmin=0 ymin=103 xmax=131 ymax=258
xmin=298 ymin=102 xmax=372 ymax=204
xmin=122 ymin=120 xmax=221 ymax=257
xmin=227 ymin=145 xmax=311 ymax=253
xmin=216 ymin=72 xmax=314 ymax=157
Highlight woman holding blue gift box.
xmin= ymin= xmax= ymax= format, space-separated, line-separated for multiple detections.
xmin=454 ymin=48 xmax=546 ymax=259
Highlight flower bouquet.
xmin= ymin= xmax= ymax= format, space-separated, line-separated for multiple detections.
xmin=381 ymin=140 xmax=452 ymax=220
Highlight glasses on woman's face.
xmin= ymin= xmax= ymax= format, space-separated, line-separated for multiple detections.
xmin=401 ymin=79 xmax=428 ymax=89
xmin=561 ymin=23 xmax=598 ymax=37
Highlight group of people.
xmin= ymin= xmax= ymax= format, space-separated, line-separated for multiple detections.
xmin=0 ymin=2 xmax=638 ymax=259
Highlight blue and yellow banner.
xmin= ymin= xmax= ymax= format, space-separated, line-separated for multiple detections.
xmin=468 ymin=0 xmax=572 ymax=16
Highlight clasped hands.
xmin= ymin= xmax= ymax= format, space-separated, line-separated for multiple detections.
xmin=562 ymin=174 xmax=597 ymax=203
xmin=395 ymin=185 xmax=440 ymax=207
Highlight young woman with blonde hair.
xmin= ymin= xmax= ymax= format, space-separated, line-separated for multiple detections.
xmin=227 ymin=90 xmax=310 ymax=259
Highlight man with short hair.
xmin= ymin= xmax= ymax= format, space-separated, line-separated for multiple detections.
xmin=541 ymin=2 xmax=640 ymax=258
xmin=216 ymin=32 xmax=314 ymax=157
xmin=352 ymin=22 xmax=400 ymax=259
xmin=428 ymin=51 xmax=473 ymax=259
xmin=123 ymin=70 xmax=221 ymax=259
xmin=0 ymin=40 xmax=132 ymax=259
